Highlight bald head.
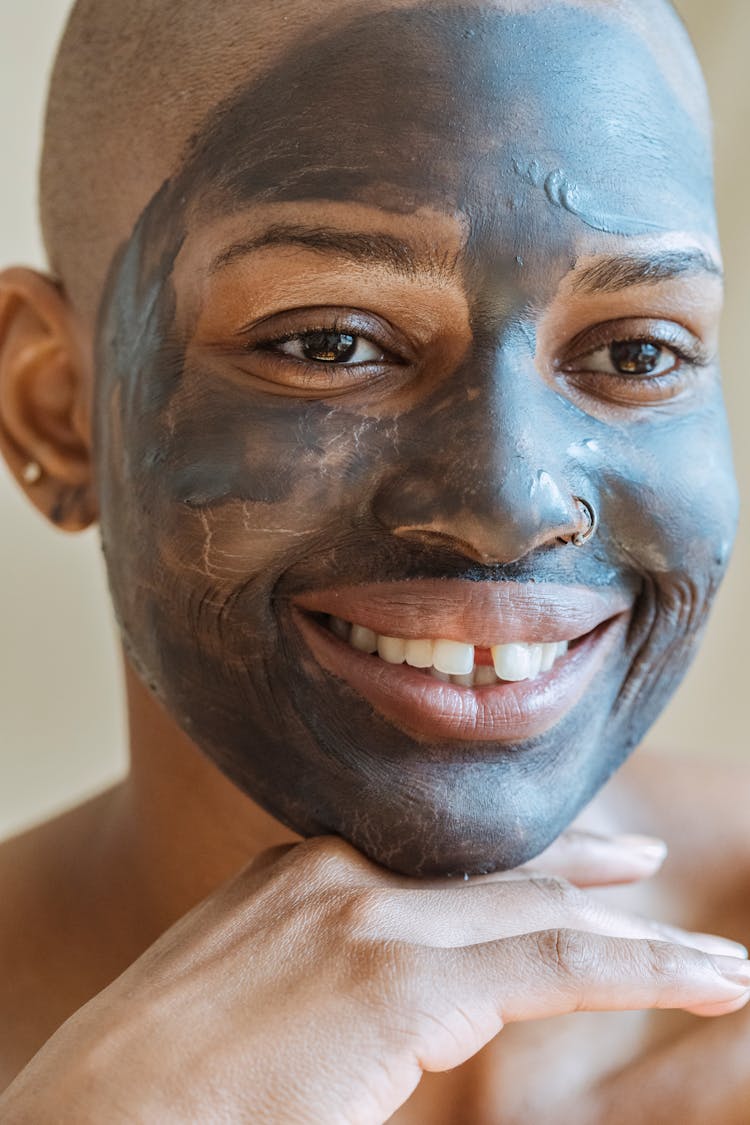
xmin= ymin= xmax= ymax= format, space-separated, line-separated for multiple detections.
xmin=40 ymin=0 xmax=709 ymax=323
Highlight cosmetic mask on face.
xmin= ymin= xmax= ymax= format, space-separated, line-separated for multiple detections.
xmin=93 ymin=6 xmax=737 ymax=876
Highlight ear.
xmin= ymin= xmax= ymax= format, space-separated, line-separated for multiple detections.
xmin=0 ymin=267 xmax=97 ymax=532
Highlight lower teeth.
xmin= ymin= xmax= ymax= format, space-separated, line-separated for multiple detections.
xmin=428 ymin=666 xmax=501 ymax=687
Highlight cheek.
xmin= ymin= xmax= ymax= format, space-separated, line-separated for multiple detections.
xmin=157 ymin=362 xmax=388 ymax=511
xmin=590 ymin=398 xmax=738 ymax=708
xmin=600 ymin=403 xmax=738 ymax=585
xmin=116 ymin=361 xmax=394 ymax=628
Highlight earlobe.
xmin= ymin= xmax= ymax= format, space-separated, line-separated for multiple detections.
xmin=0 ymin=267 xmax=98 ymax=531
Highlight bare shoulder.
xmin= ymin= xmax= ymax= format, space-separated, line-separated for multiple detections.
xmin=0 ymin=787 xmax=125 ymax=1089
xmin=0 ymin=815 xmax=69 ymax=1085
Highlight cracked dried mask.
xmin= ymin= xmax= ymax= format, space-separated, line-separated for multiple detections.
xmin=93 ymin=5 xmax=738 ymax=876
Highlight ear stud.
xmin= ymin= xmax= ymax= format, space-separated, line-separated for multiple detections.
xmin=22 ymin=461 xmax=42 ymax=484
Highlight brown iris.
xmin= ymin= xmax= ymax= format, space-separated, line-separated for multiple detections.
xmin=610 ymin=340 xmax=663 ymax=376
xmin=299 ymin=331 xmax=357 ymax=363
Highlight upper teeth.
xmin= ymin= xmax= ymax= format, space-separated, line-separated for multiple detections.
xmin=327 ymin=616 xmax=569 ymax=684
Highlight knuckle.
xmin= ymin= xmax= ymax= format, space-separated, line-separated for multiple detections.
xmin=528 ymin=875 xmax=578 ymax=911
xmin=292 ymin=835 xmax=366 ymax=882
xmin=334 ymin=887 xmax=392 ymax=939
xmin=642 ymin=938 xmax=689 ymax=984
xmin=535 ymin=927 xmax=594 ymax=979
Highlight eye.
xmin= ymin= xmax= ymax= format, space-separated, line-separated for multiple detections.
xmin=231 ymin=308 xmax=410 ymax=395
xmin=579 ymin=339 xmax=679 ymax=378
xmin=271 ymin=330 xmax=385 ymax=365
xmin=554 ymin=318 xmax=714 ymax=407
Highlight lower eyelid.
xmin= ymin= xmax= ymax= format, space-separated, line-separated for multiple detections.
xmin=557 ymin=362 xmax=706 ymax=408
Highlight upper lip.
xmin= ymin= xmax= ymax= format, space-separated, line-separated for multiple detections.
xmin=291 ymin=580 xmax=632 ymax=647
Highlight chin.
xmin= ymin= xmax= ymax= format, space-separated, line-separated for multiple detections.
xmin=197 ymin=702 xmax=632 ymax=879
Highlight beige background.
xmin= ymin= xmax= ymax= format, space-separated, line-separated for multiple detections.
xmin=0 ymin=1 xmax=746 ymax=840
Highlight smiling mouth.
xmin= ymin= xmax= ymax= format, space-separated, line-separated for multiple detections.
xmin=291 ymin=605 xmax=630 ymax=744
xmin=308 ymin=611 xmax=573 ymax=686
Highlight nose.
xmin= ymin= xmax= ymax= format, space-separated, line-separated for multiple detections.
xmin=371 ymin=348 xmax=589 ymax=566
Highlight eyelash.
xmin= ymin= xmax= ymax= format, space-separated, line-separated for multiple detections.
xmin=562 ymin=322 xmax=706 ymax=368
xmin=262 ymin=327 xmax=390 ymax=365
xmin=242 ymin=315 xmax=711 ymax=404
xmin=243 ymin=313 xmax=402 ymax=384
xmin=553 ymin=321 xmax=711 ymax=404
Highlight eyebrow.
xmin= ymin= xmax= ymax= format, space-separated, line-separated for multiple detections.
xmin=210 ymin=223 xmax=456 ymax=278
xmin=572 ymin=248 xmax=723 ymax=294
xmin=210 ymin=227 xmax=723 ymax=295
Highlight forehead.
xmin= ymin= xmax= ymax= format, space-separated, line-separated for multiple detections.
xmin=169 ymin=4 xmax=714 ymax=242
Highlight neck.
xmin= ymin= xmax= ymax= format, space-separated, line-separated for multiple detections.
xmin=113 ymin=653 xmax=298 ymax=936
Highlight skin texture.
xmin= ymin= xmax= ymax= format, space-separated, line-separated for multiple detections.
xmin=2 ymin=2 xmax=750 ymax=1121
xmin=89 ymin=4 xmax=736 ymax=875
xmin=2 ymin=831 xmax=750 ymax=1125
xmin=38 ymin=0 xmax=713 ymax=323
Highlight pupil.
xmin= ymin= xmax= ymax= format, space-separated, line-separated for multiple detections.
xmin=610 ymin=339 xmax=661 ymax=376
xmin=301 ymin=331 xmax=357 ymax=363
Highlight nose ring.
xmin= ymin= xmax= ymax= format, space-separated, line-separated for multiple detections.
xmin=569 ymin=496 xmax=597 ymax=546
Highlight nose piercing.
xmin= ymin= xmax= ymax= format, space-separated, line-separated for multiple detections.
xmin=570 ymin=496 xmax=597 ymax=546
xmin=22 ymin=461 xmax=42 ymax=484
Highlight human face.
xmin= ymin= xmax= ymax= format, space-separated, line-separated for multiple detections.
xmin=93 ymin=4 xmax=737 ymax=876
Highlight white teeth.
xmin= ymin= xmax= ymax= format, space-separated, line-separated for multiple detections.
xmin=473 ymin=664 xmax=500 ymax=686
xmin=405 ymin=638 xmax=434 ymax=668
xmin=350 ymin=624 xmax=378 ymax=654
xmin=432 ymin=639 xmax=474 ymax=676
xmin=490 ymin=640 xmax=569 ymax=682
xmin=527 ymin=644 xmax=544 ymax=680
xmin=491 ymin=642 xmax=532 ymax=682
xmin=328 ymin=616 xmax=573 ymax=684
xmin=377 ymin=635 xmax=407 ymax=664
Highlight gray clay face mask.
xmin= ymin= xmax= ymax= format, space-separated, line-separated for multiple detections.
xmin=93 ymin=5 xmax=738 ymax=876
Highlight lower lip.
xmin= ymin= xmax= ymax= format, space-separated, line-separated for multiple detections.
xmin=290 ymin=607 xmax=629 ymax=743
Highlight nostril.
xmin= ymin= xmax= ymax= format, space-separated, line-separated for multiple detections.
xmin=391 ymin=527 xmax=494 ymax=564
xmin=392 ymin=533 xmax=471 ymax=567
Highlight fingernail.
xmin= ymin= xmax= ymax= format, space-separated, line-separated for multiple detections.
xmin=712 ymin=956 xmax=750 ymax=987
xmin=612 ymin=835 xmax=668 ymax=859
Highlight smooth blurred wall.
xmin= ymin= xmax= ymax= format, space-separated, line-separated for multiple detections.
xmin=0 ymin=0 xmax=746 ymax=839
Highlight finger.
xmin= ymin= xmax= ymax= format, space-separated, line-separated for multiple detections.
xmin=644 ymin=922 xmax=747 ymax=959
xmin=490 ymin=936 xmax=750 ymax=1021
xmin=244 ymin=830 xmax=666 ymax=893
xmin=407 ymin=934 xmax=750 ymax=1073
xmin=241 ymin=843 xmax=746 ymax=961
xmin=517 ymin=830 xmax=668 ymax=887
xmin=347 ymin=876 xmax=746 ymax=959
